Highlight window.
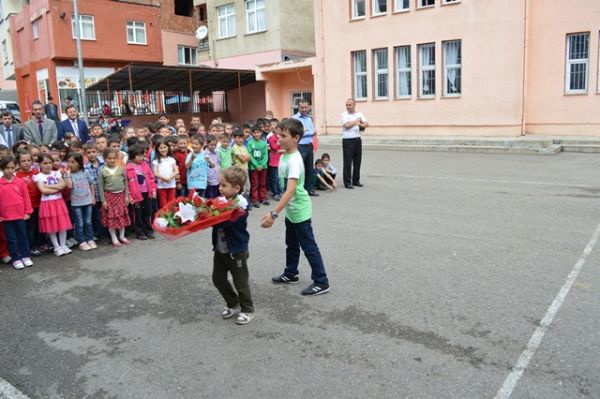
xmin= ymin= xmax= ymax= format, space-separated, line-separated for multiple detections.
xmin=71 ymin=15 xmax=95 ymax=40
xmin=565 ymin=33 xmax=589 ymax=93
xmin=373 ymin=0 xmax=387 ymax=15
xmin=178 ymin=46 xmax=198 ymax=66
xmin=418 ymin=0 xmax=435 ymax=7
xmin=32 ymin=20 xmax=39 ymax=40
xmin=351 ymin=0 xmax=366 ymax=19
xmin=352 ymin=50 xmax=368 ymax=100
xmin=246 ymin=0 xmax=266 ymax=33
xmin=418 ymin=43 xmax=435 ymax=97
xmin=442 ymin=0 xmax=459 ymax=3
xmin=126 ymin=21 xmax=146 ymax=45
xmin=0 ymin=0 xmax=4 ymax=22
xmin=217 ymin=4 xmax=235 ymax=38
xmin=395 ymin=46 xmax=411 ymax=98
xmin=373 ymin=48 xmax=389 ymax=99
xmin=395 ymin=0 xmax=409 ymax=11
xmin=291 ymin=92 xmax=312 ymax=115
xmin=443 ymin=40 xmax=461 ymax=96
xmin=174 ymin=0 xmax=194 ymax=17
xmin=1 ymin=39 xmax=7 ymax=65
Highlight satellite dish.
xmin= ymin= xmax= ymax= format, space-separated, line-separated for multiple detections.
xmin=195 ymin=26 xmax=208 ymax=41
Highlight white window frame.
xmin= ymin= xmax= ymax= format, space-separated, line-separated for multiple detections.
xmin=351 ymin=0 xmax=366 ymax=19
xmin=71 ymin=15 xmax=95 ymax=40
xmin=443 ymin=40 xmax=461 ymax=97
xmin=126 ymin=21 xmax=147 ymax=45
xmin=442 ymin=0 xmax=459 ymax=4
xmin=395 ymin=45 xmax=411 ymax=98
xmin=418 ymin=0 xmax=435 ymax=8
xmin=394 ymin=0 xmax=409 ymax=12
xmin=32 ymin=20 xmax=39 ymax=40
xmin=565 ymin=32 xmax=589 ymax=94
xmin=418 ymin=42 xmax=436 ymax=97
xmin=291 ymin=91 xmax=312 ymax=115
xmin=352 ymin=50 xmax=368 ymax=100
xmin=246 ymin=0 xmax=266 ymax=34
xmin=373 ymin=48 xmax=389 ymax=99
xmin=178 ymin=45 xmax=198 ymax=66
xmin=372 ymin=0 xmax=387 ymax=16
xmin=217 ymin=4 xmax=236 ymax=39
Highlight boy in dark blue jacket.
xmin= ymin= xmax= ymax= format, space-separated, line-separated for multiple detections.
xmin=211 ymin=166 xmax=255 ymax=325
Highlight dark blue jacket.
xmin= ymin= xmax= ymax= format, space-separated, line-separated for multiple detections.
xmin=58 ymin=118 xmax=89 ymax=143
xmin=212 ymin=205 xmax=249 ymax=256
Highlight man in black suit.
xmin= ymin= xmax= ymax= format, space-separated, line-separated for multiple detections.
xmin=58 ymin=105 xmax=89 ymax=143
xmin=0 ymin=111 xmax=24 ymax=148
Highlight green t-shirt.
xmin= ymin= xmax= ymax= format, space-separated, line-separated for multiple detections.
xmin=247 ymin=138 xmax=269 ymax=170
xmin=231 ymin=144 xmax=249 ymax=169
xmin=279 ymin=151 xmax=311 ymax=223
xmin=218 ymin=146 xmax=233 ymax=168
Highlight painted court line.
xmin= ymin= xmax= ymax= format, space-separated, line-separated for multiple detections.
xmin=494 ymin=220 xmax=600 ymax=399
xmin=373 ymin=173 xmax=597 ymax=189
xmin=0 ymin=377 xmax=30 ymax=399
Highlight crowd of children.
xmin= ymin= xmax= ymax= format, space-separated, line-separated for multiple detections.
xmin=0 ymin=113 xmax=335 ymax=324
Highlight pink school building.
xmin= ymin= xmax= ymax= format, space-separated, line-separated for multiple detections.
xmin=262 ymin=0 xmax=600 ymax=137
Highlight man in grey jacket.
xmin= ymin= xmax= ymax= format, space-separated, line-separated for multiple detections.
xmin=0 ymin=111 xmax=25 ymax=148
xmin=24 ymin=100 xmax=57 ymax=145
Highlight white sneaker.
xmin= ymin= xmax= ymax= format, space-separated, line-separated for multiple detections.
xmin=79 ymin=242 xmax=91 ymax=251
xmin=1 ymin=255 xmax=11 ymax=264
xmin=22 ymin=258 xmax=34 ymax=267
xmin=54 ymin=247 xmax=66 ymax=257
xmin=12 ymin=260 xmax=25 ymax=270
xmin=62 ymin=245 xmax=73 ymax=254
xmin=87 ymin=241 xmax=97 ymax=250
xmin=235 ymin=312 xmax=255 ymax=325
xmin=66 ymin=238 xmax=77 ymax=248
xmin=221 ymin=306 xmax=240 ymax=319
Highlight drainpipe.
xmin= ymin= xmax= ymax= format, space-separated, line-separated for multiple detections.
xmin=317 ymin=0 xmax=327 ymax=134
xmin=520 ymin=0 xmax=529 ymax=136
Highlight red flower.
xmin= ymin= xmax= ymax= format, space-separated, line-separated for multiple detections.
xmin=193 ymin=196 xmax=203 ymax=207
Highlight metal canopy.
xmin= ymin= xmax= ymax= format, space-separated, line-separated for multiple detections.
xmin=87 ymin=64 xmax=256 ymax=92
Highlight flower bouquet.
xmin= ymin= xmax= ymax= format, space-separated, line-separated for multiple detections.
xmin=152 ymin=195 xmax=244 ymax=240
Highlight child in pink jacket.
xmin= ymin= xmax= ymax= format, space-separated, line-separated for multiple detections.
xmin=126 ymin=145 xmax=157 ymax=240
xmin=0 ymin=155 xmax=34 ymax=269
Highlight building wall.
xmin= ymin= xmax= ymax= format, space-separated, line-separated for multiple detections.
xmin=0 ymin=0 xmax=24 ymax=82
xmin=199 ymin=49 xmax=282 ymax=69
xmin=525 ymin=0 xmax=600 ymax=135
xmin=314 ymin=0 xmax=526 ymax=136
xmin=261 ymin=66 xmax=314 ymax=120
xmin=162 ymin=30 xmax=199 ymax=66
xmin=280 ymin=0 xmax=315 ymax=56
xmin=226 ymin=81 xmax=266 ymax=122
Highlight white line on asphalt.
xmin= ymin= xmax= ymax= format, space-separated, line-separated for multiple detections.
xmin=0 ymin=377 xmax=30 ymax=399
xmin=374 ymin=173 xmax=597 ymax=189
xmin=494 ymin=220 xmax=600 ymax=399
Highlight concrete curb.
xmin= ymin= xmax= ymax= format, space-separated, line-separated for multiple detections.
xmin=0 ymin=378 xmax=30 ymax=399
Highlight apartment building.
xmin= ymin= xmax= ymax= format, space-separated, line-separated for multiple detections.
xmin=311 ymin=0 xmax=600 ymax=136
xmin=0 ymin=0 xmax=23 ymax=99
xmin=10 ymin=0 xmax=163 ymax=118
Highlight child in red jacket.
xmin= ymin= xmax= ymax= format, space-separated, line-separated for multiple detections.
xmin=126 ymin=145 xmax=157 ymax=240
xmin=0 ymin=155 xmax=34 ymax=269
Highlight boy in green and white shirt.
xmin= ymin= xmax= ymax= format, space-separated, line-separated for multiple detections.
xmin=260 ymin=118 xmax=329 ymax=296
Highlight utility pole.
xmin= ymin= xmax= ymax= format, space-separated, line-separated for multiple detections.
xmin=73 ymin=0 xmax=88 ymax=124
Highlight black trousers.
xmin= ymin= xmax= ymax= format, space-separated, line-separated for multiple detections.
xmin=298 ymin=143 xmax=315 ymax=192
xmin=342 ymin=137 xmax=362 ymax=186
xmin=133 ymin=192 xmax=154 ymax=236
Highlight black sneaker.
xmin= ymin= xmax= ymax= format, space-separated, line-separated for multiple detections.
xmin=253 ymin=202 xmax=260 ymax=208
xmin=262 ymin=200 xmax=270 ymax=206
xmin=30 ymin=248 xmax=43 ymax=257
xmin=301 ymin=283 xmax=330 ymax=296
xmin=271 ymin=274 xmax=300 ymax=284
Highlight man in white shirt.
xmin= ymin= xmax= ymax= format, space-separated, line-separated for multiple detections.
xmin=340 ymin=98 xmax=369 ymax=189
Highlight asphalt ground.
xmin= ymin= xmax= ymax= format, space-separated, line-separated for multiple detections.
xmin=1 ymin=148 xmax=599 ymax=399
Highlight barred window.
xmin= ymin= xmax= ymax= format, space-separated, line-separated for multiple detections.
xmin=566 ymin=33 xmax=589 ymax=93
xmin=418 ymin=43 xmax=435 ymax=97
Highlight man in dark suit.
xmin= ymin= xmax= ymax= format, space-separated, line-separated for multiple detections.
xmin=44 ymin=96 xmax=60 ymax=125
xmin=58 ymin=105 xmax=89 ymax=143
xmin=24 ymin=101 xmax=58 ymax=145
xmin=0 ymin=111 xmax=25 ymax=148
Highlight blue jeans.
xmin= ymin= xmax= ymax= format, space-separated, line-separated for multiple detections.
xmin=72 ymin=205 xmax=94 ymax=243
xmin=284 ymin=218 xmax=328 ymax=286
xmin=268 ymin=166 xmax=281 ymax=196
xmin=3 ymin=219 xmax=30 ymax=261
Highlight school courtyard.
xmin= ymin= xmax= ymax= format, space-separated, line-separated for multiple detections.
xmin=0 ymin=148 xmax=599 ymax=399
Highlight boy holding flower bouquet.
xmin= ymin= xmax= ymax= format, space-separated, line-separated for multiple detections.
xmin=211 ymin=166 xmax=255 ymax=325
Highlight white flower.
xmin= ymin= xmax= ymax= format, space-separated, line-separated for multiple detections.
xmin=155 ymin=218 xmax=169 ymax=228
xmin=175 ymin=202 xmax=197 ymax=224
